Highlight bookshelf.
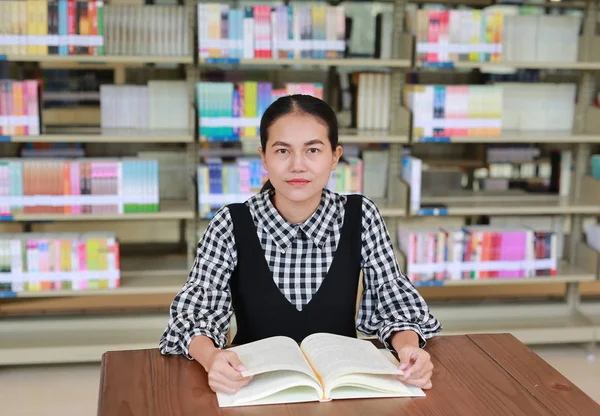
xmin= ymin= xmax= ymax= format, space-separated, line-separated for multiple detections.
xmin=0 ymin=0 xmax=600 ymax=364
xmin=6 ymin=128 xmax=194 ymax=143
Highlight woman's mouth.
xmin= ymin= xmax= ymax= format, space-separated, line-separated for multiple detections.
xmin=287 ymin=179 xmax=310 ymax=187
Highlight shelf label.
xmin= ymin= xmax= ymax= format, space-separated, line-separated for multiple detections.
xmin=205 ymin=58 xmax=240 ymax=64
xmin=414 ymin=281 xmax=445 ymax=287
xmin=0 ymin=136 xmax=10 ymax=142
xmin=419 ymin=136 xmax=451 ymax=143
xmin=0 ymin=291 xmax=17 ymax=298
xmin=417 ymin=208 xmax=448 ymax=216
xmin=421 ymin=62 xmax=455 ymax=68
xmin=0 ymin=215 xmax=14 ymax=221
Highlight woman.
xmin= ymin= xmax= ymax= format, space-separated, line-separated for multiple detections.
xmin=159 ymin=94 xmax=442 ymax=395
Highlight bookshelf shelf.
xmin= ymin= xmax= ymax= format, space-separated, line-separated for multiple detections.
xmin=417 ymin=61 xmax=600 ymax=71
xmin=580 ymin=303 xmax=600 ymax=340
xmin=375 ymin=200 xmax=407 ymax=217
xmin=339 ymin=129 xmax=409 ymax=144
xmin=414 ymin=131 xmax=600 ymax=144
xmin=198 ymin=58 xmax=411 ymax=68
xmin=413 ymin=262 xmax=596 ymax=287
xmin=0 ymin=314 xmax=167 ymax=365
xmin=8 ymin=254 xmax=190 ymax=299
xmin=432 ymin=302 xmax=596 ymax=345
xmin=417 ymin=193 xmax=600 ymax=216
xmin=10 ymin=128 xmax=194 ymax=144
xmin=1 ymin=54 xmax=193 ymax=66
xmin=8 ymin=200 xmax=194 ymax=222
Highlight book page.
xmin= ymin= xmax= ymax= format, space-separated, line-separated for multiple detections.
xmin=228 ymin=336 xmax=319 ymax=384
xmin=216 ymin=370 xmax=322 ymax=407
xmin=300 ymin=333 xmax=404 ymax=388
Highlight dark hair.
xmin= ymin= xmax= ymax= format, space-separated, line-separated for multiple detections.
xmin=259 ymin=94 xmax=339 ymax=193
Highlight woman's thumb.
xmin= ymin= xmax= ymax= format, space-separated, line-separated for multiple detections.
xmin=224 ymin=351 xmax=247 ymax=372
xmin=398 ymin=348 xmax=414 ymax=371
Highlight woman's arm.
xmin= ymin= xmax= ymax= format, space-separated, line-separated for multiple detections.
xmin=356 ymin=197 xmax=442 ymax=350
xmin=159 ymin=206 xmax=237 ymax=359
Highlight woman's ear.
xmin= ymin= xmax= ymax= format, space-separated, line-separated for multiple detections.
xmin=258 ymin=146 xmax=267 ymax=170
xmin=331 ymin=145 xmax=343 ymax=170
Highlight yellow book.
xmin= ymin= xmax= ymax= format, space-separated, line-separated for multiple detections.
xmin=243 ymin=81 xmax=258 ymax=137
xmin=11 ymin=1 xmax=20 ymax=55
xmin=208 ymin=4 xmax=221 ymax=58
xmin=26 ymin=0 xmax=36 ymax=56
xmin=39 ymin=0 xmax=48 ymax=55
xmin=469 ymin=11 xmax=480 ymax=62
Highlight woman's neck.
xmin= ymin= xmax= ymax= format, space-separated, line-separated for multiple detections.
xmin=272 ymin=190 xmax=322 ymax=224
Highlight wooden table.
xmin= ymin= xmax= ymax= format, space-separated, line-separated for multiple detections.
xmin=97 ymin=334 xmax=600 ymax=416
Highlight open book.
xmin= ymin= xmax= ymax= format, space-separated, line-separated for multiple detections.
xmin=216 ymin=332 xmax=425 ymax=407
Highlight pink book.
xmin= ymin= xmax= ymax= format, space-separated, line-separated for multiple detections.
xmin=70 ymin=161 xmax=80 ymax=215
xmin=78 ymin=239 xmax=87 ymax=290
xmin=499 ymin=231 xmax=526 ymax=278
xmin=25 ymin=81 xmax=40 ymax=136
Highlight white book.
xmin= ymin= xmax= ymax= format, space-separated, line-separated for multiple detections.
xmin=216 ymin=333 xmax=424 ymax=408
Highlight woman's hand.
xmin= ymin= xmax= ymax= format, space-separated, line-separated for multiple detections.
xmin=206 ymin=349 xmax=253 ymax=394
xmin=397 ymin=346 xmax=434 ymax=389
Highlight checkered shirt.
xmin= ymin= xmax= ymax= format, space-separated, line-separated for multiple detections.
xmin=159 ymin=188 xmax=442 ymax=359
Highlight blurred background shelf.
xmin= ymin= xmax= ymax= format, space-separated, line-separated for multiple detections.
xmin=7 ymin=128 xmax=194 ymax=143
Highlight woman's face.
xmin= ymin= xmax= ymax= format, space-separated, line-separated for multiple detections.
xmin=259 ymin=112 xmax=342 ymax=203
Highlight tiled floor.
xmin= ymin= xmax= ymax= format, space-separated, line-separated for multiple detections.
xmin=0 ymin=345 xmax=598 ymax=415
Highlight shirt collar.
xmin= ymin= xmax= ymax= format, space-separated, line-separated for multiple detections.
xmin=255 ymin=188 xmax=338 ymax=251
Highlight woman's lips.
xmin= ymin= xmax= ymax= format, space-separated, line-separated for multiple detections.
xmin=287 ymin=179 xmax=310 ymax=186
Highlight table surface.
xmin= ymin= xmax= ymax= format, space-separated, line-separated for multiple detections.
xmin=97 ymin=333 xmax=600 ymax=416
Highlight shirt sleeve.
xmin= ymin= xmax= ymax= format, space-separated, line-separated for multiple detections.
xmin=356 ymin=197 xmax=442 ymax=350
xmin=159 ymin=206 xmax=237 ymax=359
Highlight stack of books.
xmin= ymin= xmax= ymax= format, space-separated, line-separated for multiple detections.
xmin=0 ymin=232 xmax=120 ymax=295
xmin=410 ymin=9 xmax=580 ymax=64
xmin=100 ymin=81 xmax=190 ymax=130
xmin=353 ymin=73 xmax=391 ymax=130
xmin=197 ymin=157 xmax=267 ymax=218
xmin=0 ymin=158 xmax=160 ymax=217
xmin=398 ymin=226 xmax=558 ymax=285
xmin=0 ymin=80 xmax=41 ymax=136
xmin=404 ymin=85 xmax=503 ymax=139
xmin=502 ymin=83 xmax=576 ymax=132
xmin=0 ymin=0 xmax=105 ymax=57
xmin=196 ymin=81 xmax=323 ymax=141
xmin=327 ymin=158 xmax=362 ymax=195
xmin=197 ymin=3 xmax=346 ymax=60
xmin=197 ymin=157 xmax=363 ymax=218
xmin=412 ymin=9 xmax=503 ymax=64
xmin=103 ymin=3 xmax=189 ymax=57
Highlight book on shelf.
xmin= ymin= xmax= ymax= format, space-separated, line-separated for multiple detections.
xmin=0 ymin=79 xmax=41 ymax=136
xmin=0 ymin=0 xmax=105 ymax=57
xmin=216 ymin=333 xmax=423 ymax=408
xmin=401 ymin=155 xmax=422 ymax=214
xmin=404 ymin=84 xmax=503 ymax=139
xmin=351 ymin=72 xmax=391 ymax=130
xmin=103 ymin=3 xmax=188 ymax=57
xmin=100 ymin=81 xmax=190 ymax=130
xmin=501 ymin=83 xmax=576 ymax=132
xmin=408 ymin=9 xmax=580 ymax=64
xmin=0 ymin=158 xmax=159 ymax=216
xmin=197 ymin=3 xmax=345 ymax=60
xmin=195 ymin=81 xmax=323 ymax=142
xmin=0 ymin=232 xmax=120 ymax=294
xmin=398 ymin=225 xmax=558 ymax=284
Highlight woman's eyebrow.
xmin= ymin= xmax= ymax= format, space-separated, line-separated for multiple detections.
xmin=271 ymin=139 xmax=325 ymax=147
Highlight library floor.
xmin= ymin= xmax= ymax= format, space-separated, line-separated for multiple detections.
xmin=0 ymin=344 xmax=599 ymax=415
